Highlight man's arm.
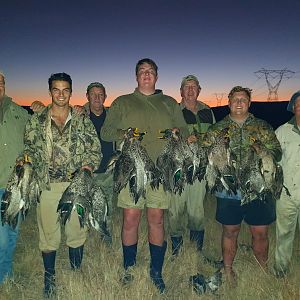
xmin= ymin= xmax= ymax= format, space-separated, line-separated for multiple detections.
xmin=21 ymin=115 xmax=41 ymax=163
xmin=81 ymin=116 xmax=102 ymax=171
xmin=254 ymin=121 xmax=282 ymax=162
xmin=100 ymin=99 xmax=125 ymax=142
xmin=171 ymin=100 xmax=189 ymax=138
xmin=30 ymin=101 xmax=45 ymax=113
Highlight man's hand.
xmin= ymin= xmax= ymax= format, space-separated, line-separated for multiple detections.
xmin=187 ymin=134 xmax=197 ymax=144
xmin=15 ymin=159 xmax=24 ymax=169
xmin=251 ymin=141 xmax=263 ymax=154
xmin=30 ymin=101 xmax=45 ymax=113
xmin=81 ymin=165 xmax=93 ymax=172
xmin=73 ymin=105 xmax=85 ymax=115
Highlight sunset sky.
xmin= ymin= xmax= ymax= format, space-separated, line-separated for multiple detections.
xmin=1 ymin=0 xmax=300 ymax=107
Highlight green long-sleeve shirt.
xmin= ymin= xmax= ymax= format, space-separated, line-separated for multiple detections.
xmin=0 ymin=96 xmax=30 ymax=188
xmin=101 ymin=88 xmax=188 ymax=162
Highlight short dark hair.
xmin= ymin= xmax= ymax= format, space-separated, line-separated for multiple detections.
xmin=228 ymin=86 xmax=252 ymax=100
xmin=48 ymin=73 xmax=72 ymax=91
xmin=135 ymin=58 xmax=158 ymax=75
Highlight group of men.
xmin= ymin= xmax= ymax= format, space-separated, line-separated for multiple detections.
xmin=0 ymin=58 xmax=299 ymax=297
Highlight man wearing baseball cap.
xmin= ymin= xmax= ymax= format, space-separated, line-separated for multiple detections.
xmin=168 ymin=75 xmax=215 ymax=257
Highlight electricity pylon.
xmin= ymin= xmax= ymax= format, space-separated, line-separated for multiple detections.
xmin=254 ymin=68 xmax=295 ymax=101
xmin=214 ymin=93 xmax=225 ymax=106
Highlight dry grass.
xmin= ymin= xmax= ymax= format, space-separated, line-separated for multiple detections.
xmin=1 ymin=195 xmax=300 ymax=300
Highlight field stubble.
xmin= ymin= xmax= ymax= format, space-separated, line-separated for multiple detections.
xmin=1 ymin=195 xmax=300 ymax=300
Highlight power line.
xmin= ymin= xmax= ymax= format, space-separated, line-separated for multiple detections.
xmin=254 ymin=68 xmax=295 ymax=101
xmin=213 ymin=93 xmax=225 ymax=106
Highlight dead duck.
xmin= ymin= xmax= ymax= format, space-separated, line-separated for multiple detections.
xmin=239 ymin=147 xmax=266 ymax=205
xmin=187 ymin=137 xmax=208 ymax=184
xmin=88 ymin=177 xmax=110 ymax=237
xmin=57 ymin=168 xmax=93 ymax=228
xmin=1 ymin=155 xmax=39 ymax=228
xmin=113 ymin=128 xmax=159 ymax=204
xmin=206 ymin=128 xmax=237 ymax=195
xmin=156 ymin=128 xmax=192 ymax=195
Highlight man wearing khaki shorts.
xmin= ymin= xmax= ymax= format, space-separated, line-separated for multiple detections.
xmin=23 ymin=73 xmax=101 ymax=297
xmin=101 ymin=58 xmax=188 ymax=293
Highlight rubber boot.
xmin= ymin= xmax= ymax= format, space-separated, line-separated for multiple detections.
xmin=69 ymin=245 xmax=84 ymax=269
xmin=42 ymin=251 xmax=56 ymax=298
xmin=149 ymin=241 xmax=167 ymax=294
xmin=121 ymin=243 xmax=137 ymax=284
xmin=190 ymin=230 xmax=205 ymax=252
xmin=171 ymin=236 xmax=183 ymax=256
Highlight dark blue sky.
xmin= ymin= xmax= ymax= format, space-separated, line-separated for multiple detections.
xmin=1 ymin=0 xmax=300 ymax=106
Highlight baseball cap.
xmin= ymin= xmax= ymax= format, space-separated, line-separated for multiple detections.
xmin=86 ymin=82 xmax=105 ymax=93
xmin=181 ymin=75 xmax=200 ymax=89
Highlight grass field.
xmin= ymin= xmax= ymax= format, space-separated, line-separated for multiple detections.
xmin=1 ymin=194 xmax=300 ymax=300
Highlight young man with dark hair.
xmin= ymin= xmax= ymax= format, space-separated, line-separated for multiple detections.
xmin=23 ymin=72 xmax=101 ymax=297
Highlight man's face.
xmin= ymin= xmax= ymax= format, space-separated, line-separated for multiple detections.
xmin=293 ymin=96 xmax=300 ymax=117
xmin=49 ymin=80 xmax=72 ymax=107
xmin=0 ymin=75 xmax=5 ymax=103
xmin=228 ymin=91 xmax=250 ymax=118
xmin=136 ymin=63 xmax=157 ymax=90
xmin=181 ymin=80 xmax=200 ymax=103
xmin=86 ymin=86 xmax=106 ymax=112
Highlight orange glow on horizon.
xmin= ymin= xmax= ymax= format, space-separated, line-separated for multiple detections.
xmin=12 ymin=90 xmax=292 ymax=108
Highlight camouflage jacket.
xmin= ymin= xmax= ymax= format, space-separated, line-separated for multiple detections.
xmin=205 ymin=113 xmax=282 ymax=167
xmin=23 ymin=105 xmax=101 ymax=190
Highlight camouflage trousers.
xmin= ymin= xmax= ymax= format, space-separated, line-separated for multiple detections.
xmin=168 ymin=180 xmax=206 ymax=237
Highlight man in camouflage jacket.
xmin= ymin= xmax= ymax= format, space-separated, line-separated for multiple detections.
xmin=23 ymin=73 xmax=101 ymax=297
xmin=204 ymin=86 xmax=281 ymax=285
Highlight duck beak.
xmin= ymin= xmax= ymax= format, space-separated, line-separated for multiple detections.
xmin=23 ymin=154 xmax=32 ymax=164
xmin=158 ymin=129 xmax=171 ymax=139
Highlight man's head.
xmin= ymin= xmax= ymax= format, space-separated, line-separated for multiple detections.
xmin=0 ymin=71 xmax=6 ymax=103
xmin=287 ymin=91 xmax=300 ymax=118
xmin=48 ymin=73 xmax=72 ymax=107
xmin=180 ymin=75 xmax=201 ymax=104
xmin=86 ymin=82 xmax=107 ymax=114
xmin=228 ymin=86 xmax=252 ymax=120
xmin=135 ymin=58 xmax=158 ymax=92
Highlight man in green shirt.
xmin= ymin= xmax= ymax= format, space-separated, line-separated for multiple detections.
xmin=0 ymin=71 xmax=30 ymax=283
xmin=101 ymin=58 xmax=188 ymax=293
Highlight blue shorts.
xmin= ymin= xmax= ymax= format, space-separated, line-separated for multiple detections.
xmin=216 ymin=197 xmax=276 ymax=226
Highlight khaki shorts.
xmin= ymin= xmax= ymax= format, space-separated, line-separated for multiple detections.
xmin=37 ymin=182 xmax=87 ymax=252
xmin=117 ymin=184 xmax=170 ymax=209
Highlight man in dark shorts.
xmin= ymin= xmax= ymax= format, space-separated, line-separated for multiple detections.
xmin=204 ymin=86 xmax=282 ymax=285
xmin=216 ymin=195 xmax=276 ymax=226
